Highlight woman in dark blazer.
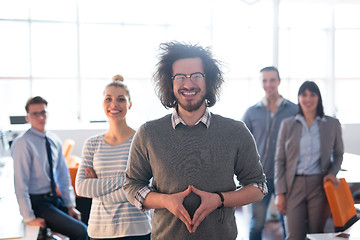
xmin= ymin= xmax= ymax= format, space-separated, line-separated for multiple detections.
xmin=274 ymin=81 xmax=344 ymax=240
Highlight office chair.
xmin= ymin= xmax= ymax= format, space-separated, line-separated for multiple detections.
xmin=62 ymin=139 xmax=92 ymax=225
xmin=324 ymin=178 xmax=359 ymax=232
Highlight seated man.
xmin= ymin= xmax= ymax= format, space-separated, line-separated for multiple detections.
xmin=11 ymin=96 xmax=88 ymax=240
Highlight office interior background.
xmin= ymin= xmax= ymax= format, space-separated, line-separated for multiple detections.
xmin=1 ymin=0 xmax=360 ymax=136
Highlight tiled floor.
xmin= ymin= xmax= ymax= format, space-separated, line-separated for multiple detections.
xmin=0 ymin=154 xmax=283 ymax=240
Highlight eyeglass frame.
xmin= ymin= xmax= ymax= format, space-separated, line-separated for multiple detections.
xmin=27 ymin=110 xmax=48 ymax=118
xmin=171 ymin=72 xmax=206 ymax=83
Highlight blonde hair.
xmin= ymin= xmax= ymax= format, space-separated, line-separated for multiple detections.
xmin=104 ymin=74 xmax=131 ymax=102
xmin=112 ymin=74 xmax=124 ymax=82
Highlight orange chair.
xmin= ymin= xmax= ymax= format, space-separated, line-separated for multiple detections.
xmin=62 ymin=139 xmax=81 ymax=197
xmin=324 ymin=178 xmax=359 ymax=232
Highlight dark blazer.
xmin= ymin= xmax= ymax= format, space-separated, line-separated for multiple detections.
xmin=274 ymin=115 xmax=344 ymax=195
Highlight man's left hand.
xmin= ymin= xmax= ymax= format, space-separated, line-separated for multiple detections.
xmin=68 ymin=207 xmax=81 ymax=221
xmin=190 ymin=185 xmax=222 ymax=233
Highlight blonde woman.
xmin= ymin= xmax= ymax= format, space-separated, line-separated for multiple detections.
xmin=76 ymin=75 xmax=151 ymax=240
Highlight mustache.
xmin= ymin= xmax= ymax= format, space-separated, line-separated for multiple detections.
xmin=178 ymin=87 xmax=200 ymax=92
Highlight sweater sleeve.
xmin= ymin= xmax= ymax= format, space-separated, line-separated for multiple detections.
xmin=123 ymin=125 xmax=154 ymax=206
xmin=234 ymin=122 xmax=266 ymax=187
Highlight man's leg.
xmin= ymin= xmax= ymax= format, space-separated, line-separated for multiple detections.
xmin=31 ymin=195 xmax=88 ymax=240
xmin=249 ymin=179 xmax=274 ymax=240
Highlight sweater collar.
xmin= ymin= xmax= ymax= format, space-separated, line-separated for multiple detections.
xmin=171 ymin=107 xmax=211 ymax=129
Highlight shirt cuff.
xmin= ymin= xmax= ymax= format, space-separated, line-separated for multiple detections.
xmin=134 ymin=186 xmax=155 ymax=212
xmin=249 ymin=182 xmax=268 ymax=195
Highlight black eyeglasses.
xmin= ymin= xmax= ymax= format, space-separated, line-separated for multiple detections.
xmin=28 ymin=110 xmax=47 ymax=118
xmin=171 ymin=72 xmax=205 ymax=83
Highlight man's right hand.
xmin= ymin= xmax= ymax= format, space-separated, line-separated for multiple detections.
xmin=162 ymin=186 xmax=193 ymax=233
xmin=27 ymin=218 xmax=46 ymax=229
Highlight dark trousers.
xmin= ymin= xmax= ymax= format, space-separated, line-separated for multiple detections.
xmin=90 ymin=233 xmax=151 ymax=240
xmin=30 ymin=194 xmax=88 ymax=240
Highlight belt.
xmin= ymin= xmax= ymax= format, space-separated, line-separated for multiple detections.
xmin=29 ymin=192 xmax=55 ymax=198
xmin=295 ymin=174 xmax=321 ymax=177
xmin=295 ymin=174 xmax=309 ymax=177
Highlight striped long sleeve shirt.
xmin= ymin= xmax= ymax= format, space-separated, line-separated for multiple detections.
xmin=75 ymin=134 xmax=151 ymax=238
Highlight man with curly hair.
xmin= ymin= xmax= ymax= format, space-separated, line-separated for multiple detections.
xmin=124 ymin=42 xmax=267 ymax=240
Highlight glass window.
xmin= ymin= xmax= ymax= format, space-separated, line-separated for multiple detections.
xmin=31 ymin=22 xmax=78 ymax=78
xmin=279 ymin=1 xmax=332 ymax=28
xmin=0 ymin=79 xmax=31 ymax=125
xmin=29 ymin=0 xmax=77 ymax=21
xmin=0 ymin=0 xmax=29 ymax=19
xmin=335 ymin=30 xmax=360 ymax=78
xmin=335 ymin=4 xmax=360 ymax=28
xmin=0 ymin=22 xmax=30 ymax=77
xmin=1 ymin=0 xmax=360 ymax=129
xmin=32 ymin=78 xmax=78 ymax=127
xmin=279 ymin=29 xmax=328 ymax=78
xmin=79 ymin=24 xmax=162 ymax=78
xmin=335 ymin=80 xmax=360 ymax=123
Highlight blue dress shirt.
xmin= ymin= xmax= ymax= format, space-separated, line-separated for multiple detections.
xmin=11 ymin=128 xmax=75 ymax=222
xmin=296 ymin=115 xmax=325 ymax=175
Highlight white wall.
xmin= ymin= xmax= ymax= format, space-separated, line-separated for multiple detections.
xmin=342 ymin=124 xmax=360 ymax=155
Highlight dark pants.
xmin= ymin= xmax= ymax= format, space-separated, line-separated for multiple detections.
xmin=30 ymin=194 xmax=88 ymax=240
xmin=90 ymin=233 xmax=151 ymax=240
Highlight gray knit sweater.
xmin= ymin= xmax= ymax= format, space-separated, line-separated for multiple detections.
xmin=124 ymin=113 xmax=266 ymax=240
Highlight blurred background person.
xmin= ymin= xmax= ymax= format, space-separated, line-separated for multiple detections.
xmin=275 ymin=81 xmax=344 ymax=240
xmin=243 ymin=66 xmax=296 ymax=240
xmin=11 ymin=96 xmax=88 ymax=240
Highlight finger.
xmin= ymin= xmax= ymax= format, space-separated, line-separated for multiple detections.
xmin=190 ymin=185 xmax=201 ymax=195
xmin=174 ymin=208 xmax=193 ymax=232
xmin=192 ymin=209 xmax=209 ymax=233
xmin=182 ymin=185 xmax=192 ymax=196
xmin=40 ymin=221 xmax=46 ymax=229
xmin=178 ymin=206 xmax=192 ymax=226
xmin=191 ymin=204 xmax=204 ymax=225
xmin=38 ymin=219 xmax=46 ymax=229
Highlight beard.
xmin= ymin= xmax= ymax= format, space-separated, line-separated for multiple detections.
xmin=176 ymin=94 xmax=206 ymax=112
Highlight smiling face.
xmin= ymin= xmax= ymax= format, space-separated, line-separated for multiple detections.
xmin=25 ymin=103 xmax=47 ymax=132
xmin=298 ymin=89 xmax=319 ymax=116
xmin=172 ymin=57 xmax=206 ymax=114
xmin=103 ymin=86 xmax=132 ymax=121
xmin=261 ymin=70 xmax=280 ymax=98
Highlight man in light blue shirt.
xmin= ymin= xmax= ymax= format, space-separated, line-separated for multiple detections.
xmin=11 ymin=96 xmax=88 ymax=240
xmin=242 ymin=67 xmax=297 ymax=240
